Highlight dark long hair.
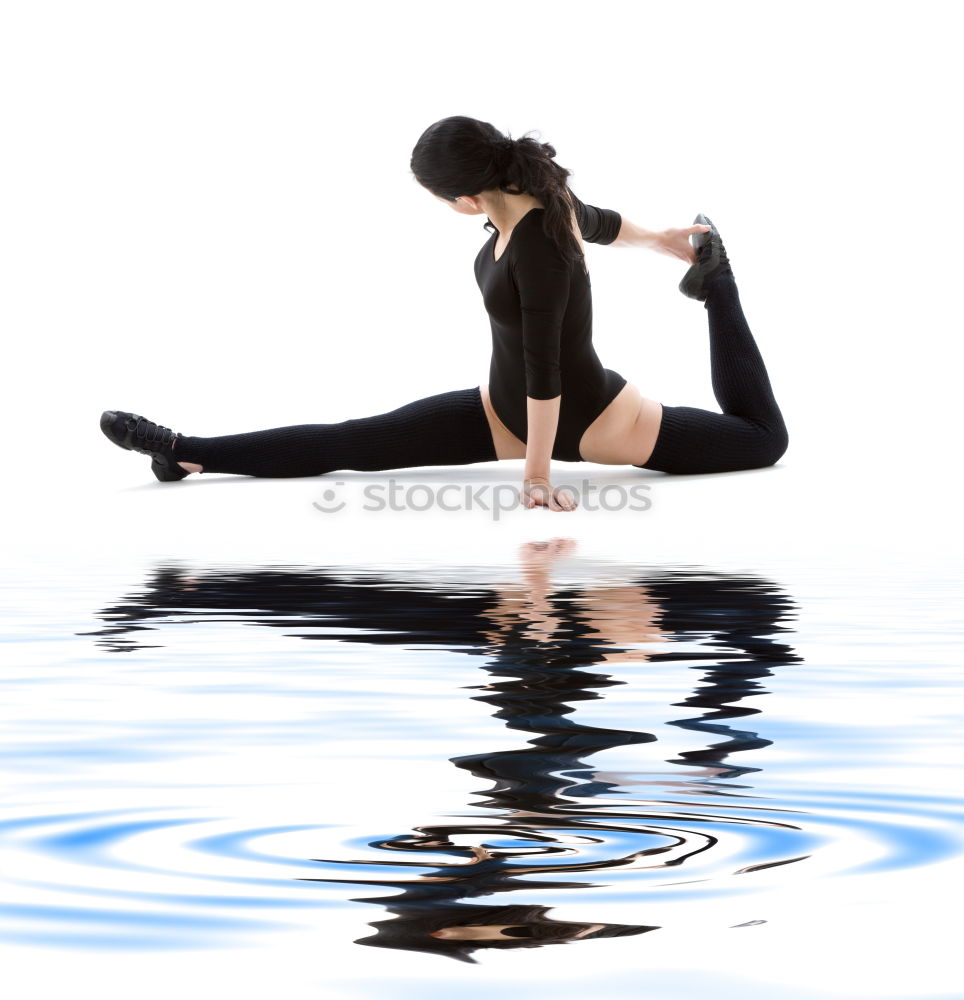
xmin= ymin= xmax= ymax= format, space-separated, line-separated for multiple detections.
xmin=410 ymin=115 xmax=583 ymax=266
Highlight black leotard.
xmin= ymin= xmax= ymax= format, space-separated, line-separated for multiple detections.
xmin=473 ymin=192 xmax=628 ymax=462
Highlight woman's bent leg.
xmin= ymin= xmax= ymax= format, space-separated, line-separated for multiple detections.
xmin=638 ymin=272 xmax=789 ymax=474
xmin=174 ymin=387 xmax=498 ymax=478
xmin=705 ymin=270 xmax=786 ymax=434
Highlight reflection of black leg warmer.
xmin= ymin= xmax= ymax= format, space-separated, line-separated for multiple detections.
xmin=638 ymin=272 xmax=789 ymax=474
xmin=174 ymin=386 xmax=498 ymax=478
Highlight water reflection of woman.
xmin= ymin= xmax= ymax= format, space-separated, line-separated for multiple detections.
xmin=86 ymin=541 xmax=801 ymax=960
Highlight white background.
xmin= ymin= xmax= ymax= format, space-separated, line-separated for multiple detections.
xmin=1 ymin=3 xmax=962 ymax=997
xmin=3 ymin=0 xmax=959 ymax=487
xmin=3 ymin=0 xmax=960 ymax=569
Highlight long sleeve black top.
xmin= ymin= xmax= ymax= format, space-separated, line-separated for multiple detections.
xmin=473 ymin=191 xmax=624 ymax=452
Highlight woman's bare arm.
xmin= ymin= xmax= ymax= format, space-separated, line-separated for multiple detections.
xmin=609 ymin=217 xmax=711 ymax=264
xmin=608 ymin=216 xmax=660 ymax=249
xmin=522 ymin=395 xmax=576 ymax=511
xmin=524 ymin=395 xmax=560 ymax=482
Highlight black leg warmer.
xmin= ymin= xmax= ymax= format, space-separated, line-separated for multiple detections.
xmin=638 ymin=272 xmax=789 ymax=474
xmin=174 ymin=386 xmax=498 ymax=478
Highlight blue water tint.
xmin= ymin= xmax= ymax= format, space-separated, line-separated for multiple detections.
xmin=1 ymin=558 xmax=962 ymax=969
xmin=0 ymin=900 xmax=287 ymax=931
xmin=0 ymin=809 xmax=154 ymax=834
xmin=36 ymin=817 xmax=208 ymax=857
xmin=188 ymin=825 xmax=338 ymax=867
xmin=0 ymin=929 xmax=245 ymax=951
xmin=8 ymin=878 xmax=327 ymax=909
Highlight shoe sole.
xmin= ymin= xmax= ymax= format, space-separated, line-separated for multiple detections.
xmin=150 ymin=454 xmax=190 ymax=482
xmin=679 ymin=213 xmax=727 ymax=301
xmin=691 ymin=212 xmax=714 ymax=254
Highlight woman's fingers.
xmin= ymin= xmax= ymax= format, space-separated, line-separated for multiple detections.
xmin=521 ymin=482 xmax=577 ymax=511
xmin=683 ymin=225 xmax=712 ymax=262
xmin=657 ymin=225 xmax=712 ymax=265
xmin=522 ymin=482 xmax=550 ymax=508
xmin=550 ymin=487 xmax=578 ymax=512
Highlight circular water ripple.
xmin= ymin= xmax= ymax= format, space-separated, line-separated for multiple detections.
xmin=0 ymin=809 xmax=335 ymax=950
xmin=4 ymin=783 xmax=962 ymax=949
xmin=307 ymin=784 xmax=964 ymax=904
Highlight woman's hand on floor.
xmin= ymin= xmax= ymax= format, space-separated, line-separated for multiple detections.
xmin=653 ymin=224 xmax=712 ymax=265
xmin=522 ymin=476 xmax=578 ymax=512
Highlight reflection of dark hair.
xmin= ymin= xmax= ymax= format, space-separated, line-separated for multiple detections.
xmin=410 ymin=114 xmax=586 ymax=266
xmin=86 ymin=563 xmax=801 ymax=963
xmin=355 ymin=902 xmax=657 ymax=965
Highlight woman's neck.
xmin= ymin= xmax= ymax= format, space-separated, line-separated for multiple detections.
xmin=482 ymin=193 xmax=544 ymax=236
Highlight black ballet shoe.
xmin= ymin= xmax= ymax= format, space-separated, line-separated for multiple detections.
xmin=679 ymin=213 xmax=734 ymax=301
xmin=100 ymin=410 xmax=190 ymax=482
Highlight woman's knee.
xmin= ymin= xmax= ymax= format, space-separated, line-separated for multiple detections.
xmin=761 ymin=422 xmax=789 ymax=467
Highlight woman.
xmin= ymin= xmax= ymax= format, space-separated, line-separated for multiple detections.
xmin=100 ymin=115 xmax=788 ymax=512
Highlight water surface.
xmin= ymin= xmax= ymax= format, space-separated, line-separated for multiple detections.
xmin=2 ymin=555 xmax=962 ymax=997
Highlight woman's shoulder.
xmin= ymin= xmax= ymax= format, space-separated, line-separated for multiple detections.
xmin=509 ymin=209 xmax=568 ymax=265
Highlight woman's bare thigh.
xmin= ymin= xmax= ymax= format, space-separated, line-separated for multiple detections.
xmin=479 ymin=383 xmax=527 ymax=460
xmin=479 ymin=382 xmax=663 ymax=466
xmin=578 ymin=381 xmax=663 ymax=466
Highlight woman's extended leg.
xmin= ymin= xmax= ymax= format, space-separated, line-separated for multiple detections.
xmin=637 ymin=270 xmax=789 ymax=474
xmin=170 ymin=386 xmax=498 ymax=478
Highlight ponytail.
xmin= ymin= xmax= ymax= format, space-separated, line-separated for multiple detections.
xmin=499 ymin=133 xmax=584 ymax=267
xmin=411 ymin=117 xmax=583 ymax=267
